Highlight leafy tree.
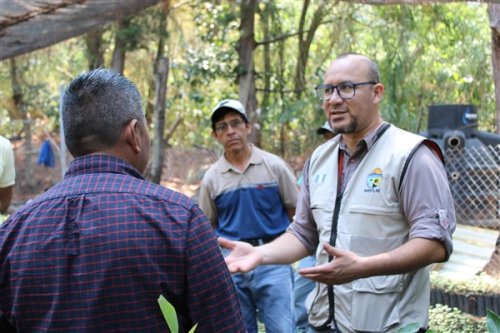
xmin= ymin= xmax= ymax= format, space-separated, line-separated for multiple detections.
xmin=0 ymin=1 xmax=496 ymax=164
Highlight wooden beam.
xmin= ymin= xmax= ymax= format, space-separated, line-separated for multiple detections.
xmin=0 ymin=0 xmax=162 ymax=60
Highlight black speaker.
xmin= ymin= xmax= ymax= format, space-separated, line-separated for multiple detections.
xmin=427 ymin=104 xmax=478 ymax=138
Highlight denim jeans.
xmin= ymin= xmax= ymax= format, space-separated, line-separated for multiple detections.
xmin=294 ymin=255 xmax=316 ymax=333
xmin=231 ymin=264 xmax=295 ymax=333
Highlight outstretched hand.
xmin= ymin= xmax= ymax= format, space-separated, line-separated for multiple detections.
xmin=218 ymin=237 xmax=263 ymax=273
xmin=299 ymin=243 xmax=364 ymax=285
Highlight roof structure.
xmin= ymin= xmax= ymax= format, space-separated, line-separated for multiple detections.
xmin=1 ymin=1 xmax=497 ymax=61
xmin=0 ymin=0 xmax=161 ymax=60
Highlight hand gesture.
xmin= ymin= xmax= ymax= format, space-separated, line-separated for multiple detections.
xmin=218 ymin=237 xmax=263 ymax=273
xmin=298 ymin=243 xmax=363 ymax=285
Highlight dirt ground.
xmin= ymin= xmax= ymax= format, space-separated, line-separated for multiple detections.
xmin=10 ymin=137 xmax=306 ymax=210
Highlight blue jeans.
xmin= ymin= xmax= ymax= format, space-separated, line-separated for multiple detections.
xmin=294 ymin=255 xmax=316 ymax=333
xmin=231 ymin=264 xmax=295 ymax=333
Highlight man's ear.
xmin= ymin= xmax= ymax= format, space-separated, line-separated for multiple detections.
xmin=373 ymin=83 xmax=384 ymax=104
xmin=245 ymin=122 xmax=252 ymax=135
xmin=124 ymin=119 xmax=141 ymax=153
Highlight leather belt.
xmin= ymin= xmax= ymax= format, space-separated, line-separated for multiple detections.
xmin=240 ymin=233 xmax=283 ymax=246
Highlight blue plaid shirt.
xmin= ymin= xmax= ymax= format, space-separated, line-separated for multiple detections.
xmin=0 ymin=154 xmax=246 ymax=332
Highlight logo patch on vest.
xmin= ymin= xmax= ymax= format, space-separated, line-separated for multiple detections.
xmin=364 ymin=168 xmax=382 ymax=193
xmin=313 ymin=173 xmax=327 ymax=183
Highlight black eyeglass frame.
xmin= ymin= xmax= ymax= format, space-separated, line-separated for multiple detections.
xmin=315 ymin=81 xmax=377 ymax=100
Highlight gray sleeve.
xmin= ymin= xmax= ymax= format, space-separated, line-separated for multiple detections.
xmin=400 ymin=144 xmax=457 ymax=260
xmin=287 ymin=159 xmax=319 ymax=255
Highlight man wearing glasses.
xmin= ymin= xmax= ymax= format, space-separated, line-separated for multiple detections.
xmin=219 ymin=53 xmax=456 ymax=333
xmin=198 ymin=99 xmax=298 ymax=333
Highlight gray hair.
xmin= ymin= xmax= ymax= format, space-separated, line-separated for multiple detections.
xmin=62 ymin=68 xmax=144 ymax=157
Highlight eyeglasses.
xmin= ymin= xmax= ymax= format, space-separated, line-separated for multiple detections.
xmin=315 ymin=81 xmax=376 ymax=100
xmin=215 ymin=119 xmax=245 ymax=133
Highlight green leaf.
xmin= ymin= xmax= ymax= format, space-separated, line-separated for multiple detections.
xmin=157 ymin=294 xmax=179 ymax=333
xmin=487 ymin=309 xmax=500 ymax=333
xmin=188 ymin=323 xmax=198 ymax=333
xmin=397 ymin=322 xmax=420 ymax=333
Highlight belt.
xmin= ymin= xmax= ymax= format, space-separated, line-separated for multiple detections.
xmin=240 ymin=233 xmax=282 ymax=246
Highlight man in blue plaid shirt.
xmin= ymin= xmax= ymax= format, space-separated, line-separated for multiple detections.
xmin=0 ymin=69 xmax=246 ymax=333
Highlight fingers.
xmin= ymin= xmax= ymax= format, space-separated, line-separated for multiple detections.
xmin=299 ymin=263 xmax=330 ymax=275
xmin=218 ymin=237 xmax=235 ymax=250
xmin=298 ymin=264 xmax=332 ymax=284
xmin=322 ymin=242 xmax=339 ymax=257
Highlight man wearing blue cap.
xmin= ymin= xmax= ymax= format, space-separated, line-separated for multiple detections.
xmin=198 ymin=99 xmax=298 ymax=333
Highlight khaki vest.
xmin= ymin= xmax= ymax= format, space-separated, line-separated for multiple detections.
xmin=306 ymin=125 xmax=432 ymax=332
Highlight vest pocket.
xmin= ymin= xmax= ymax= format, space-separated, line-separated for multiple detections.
xmin=351 ymin=275 xmax=402 ymax=331
xmin=349 ymin=234 xmax=404 ymax=331
xmin=349 ymin=204 xmax=400 ymax=216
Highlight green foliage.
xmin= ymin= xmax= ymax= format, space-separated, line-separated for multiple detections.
xmin=429 ymin=304 xmax=487 ymax=333
xmin=368 ymin=3 xmax=493 ymax=133
xmin=397 ymin=322 xmax=420 ymax=333
xmin=157 ymin=294 xmax=198 ymax=333
xmin=158 ymin=295 xmax=179 ymax=333
xmin=430 ymin=271 xmax=500 ymax=294
xmin=398 ymin=304 xmax=493 ymax=333
xmin=486 ymin=309 xmax=500 ymax=333
xmin=0 ymin=2 xmax=496 ymax=155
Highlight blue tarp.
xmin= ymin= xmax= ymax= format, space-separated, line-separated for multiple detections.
xmin=37 ymin=140 xmax=55 ymax=168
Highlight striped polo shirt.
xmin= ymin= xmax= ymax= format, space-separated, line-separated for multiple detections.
xmin=199 ymin=145 xmax=298 ymax=240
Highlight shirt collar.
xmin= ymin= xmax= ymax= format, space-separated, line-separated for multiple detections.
xmin=337 ymin=122 xmax=389 ymax=156
xmin=219 ymin=144 xmax=263 ymax=173
xmin=66 ymin=154 xmax=145 ymax=180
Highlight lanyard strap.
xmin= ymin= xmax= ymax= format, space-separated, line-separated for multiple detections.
xmin=337 ymin=150 xmax=344 ymax=193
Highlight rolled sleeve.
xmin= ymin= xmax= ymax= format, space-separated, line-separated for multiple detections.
xmin=287 ymin=159 xmax=319 ymax=255
xmin=400 ymin=144 xmax=456 ymax=260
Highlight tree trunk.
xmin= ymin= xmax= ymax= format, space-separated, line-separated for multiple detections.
xmin=295 ymin=0 xmax=311 ymax=99
xmin=146 ymin=3 xmax=168 ymax=126
xmin=259 ymin=2 xmax=273 ymax=147
xmin=150 ymin=57 xmax=169 ymax=184
xmin=111 ymin=19 xmax=130 ymax=74
xmin=9 ymin=58 xmax=34 ymax=190
xmin=238 ymin=0 xmax=259 ymax=146
xmin=277 ymin=32 xmax=287 ymax=157
xmin=489 ymin=4 xmax=500 ymax=135
xmin=148 ymin=0 xmax=170 ymax=184
xmin=85 ymin=28 xmax=105 ymax=70
xmin=294 ymin=0 xmax=334 ymax=98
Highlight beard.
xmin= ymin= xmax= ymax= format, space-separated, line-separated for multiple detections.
xmin=332 ymin=118 xmax=357 ymax=134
